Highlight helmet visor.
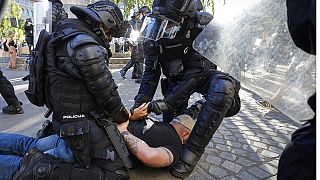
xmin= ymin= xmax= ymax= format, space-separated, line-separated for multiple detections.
xmin=140 ymin=16 xmax=180 ymax=41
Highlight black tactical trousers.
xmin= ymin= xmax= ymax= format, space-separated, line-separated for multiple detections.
xmin=0 ymin=69 xmax=20 ymax=106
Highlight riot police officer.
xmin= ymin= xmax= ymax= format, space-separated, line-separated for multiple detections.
xmin=120 ymin=6 xmax=151 ymax=82
xmin=13 ymin=1 xmax=132 ymax=179
xmin=24 ymin=18 xmax=33 ymax=54
xmin=120 ymin=11 xmax=143 ymax=79
xmin=133 ymin=0 xmax=241 ymax=177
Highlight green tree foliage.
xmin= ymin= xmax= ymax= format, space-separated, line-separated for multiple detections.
xmin=121 ymin=0 xmax=214 ymax=19
xmin=0 ymin=2 xmax=24 ymax=41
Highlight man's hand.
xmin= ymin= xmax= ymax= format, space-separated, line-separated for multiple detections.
xmin=147 ymin=100 xmax=169 ymax=115
xmin=130 ymin=103 xmax=149 ymax=120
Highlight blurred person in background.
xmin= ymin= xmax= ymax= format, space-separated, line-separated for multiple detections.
xmin=6 ymin=30 xmax=17 ymax=70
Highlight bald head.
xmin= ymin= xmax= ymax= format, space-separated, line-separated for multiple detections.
xmin=170 ymin=115 xmax=195 ymax=144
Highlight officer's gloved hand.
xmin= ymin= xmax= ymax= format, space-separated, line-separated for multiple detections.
xmin=184 ymin=99 xmax=206 ymax=119
xmin=148 ymin=99 xmax=171 ymax=115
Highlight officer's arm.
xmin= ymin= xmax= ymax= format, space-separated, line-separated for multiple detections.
xmin=71 ymin=35 xmax=129 ymax=123
xmin=120 ymin=130 xmax=174 ymax=167
xmin=148 ymin=76 xmax=200 ymax=114
xmin=133 ymin=41 xmax=161 ymax=108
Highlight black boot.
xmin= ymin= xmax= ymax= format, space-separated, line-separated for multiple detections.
xmin=120 ymin=69 xmax=126 ymax=78
xmin=2 ymin=102 xmax=24 ymax=114
xmin=170 ymin=148 xmax=200 ymax=178
xmin=121 ymin=60 xmax=135 ymax=79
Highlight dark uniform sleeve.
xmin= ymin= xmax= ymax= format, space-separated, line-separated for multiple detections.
xmin=72 ymin=34 xmax=129 ymax=123
xmin=133 ymin=40 xmax=162 ymax=108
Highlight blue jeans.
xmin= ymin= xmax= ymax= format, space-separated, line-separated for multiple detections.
xmin=0 ymin=133 xmax=74 ymax=180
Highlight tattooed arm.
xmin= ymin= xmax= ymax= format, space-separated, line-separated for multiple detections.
xmin=117 ymin=121 xmax=173 ymax=167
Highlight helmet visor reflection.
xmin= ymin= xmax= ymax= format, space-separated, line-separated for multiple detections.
xmin=140 ymin=16 xmax=180 ymax=41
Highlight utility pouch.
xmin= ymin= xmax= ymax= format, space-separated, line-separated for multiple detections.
xmin=96 ymin=119 xmax=133 ymax=169
xmin=60 ymin=120 xmax=91 ymax=168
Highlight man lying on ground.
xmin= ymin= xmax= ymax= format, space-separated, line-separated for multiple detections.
xmin=0 ymin=100 xmax=204 ymax=180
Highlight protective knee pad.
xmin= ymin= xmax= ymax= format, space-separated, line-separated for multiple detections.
xmin=207 ymin=78 xmax=235 ymax=112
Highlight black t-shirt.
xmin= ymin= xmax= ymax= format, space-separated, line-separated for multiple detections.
xmin=128 ymin=118 xmax=183 ymax=167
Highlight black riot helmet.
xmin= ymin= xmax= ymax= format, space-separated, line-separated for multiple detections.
xmin=139 ymin=6 xmax=151 ymax=16
xmin=140 ymin=0 xmax=202 ymax=41
xmin=70 ymin=0 xmax=125 ymax=38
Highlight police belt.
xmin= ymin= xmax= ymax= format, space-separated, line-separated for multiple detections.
xmin=53 ymin=111 xmax=133 ymax=169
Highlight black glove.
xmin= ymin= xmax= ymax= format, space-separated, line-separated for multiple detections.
xmin=147 ymin=100 xmax=169 ymax=115
xmin=184 ymin=99 xmax=206 ymax=119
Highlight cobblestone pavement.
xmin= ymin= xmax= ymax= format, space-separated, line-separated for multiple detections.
xmin=0 ymin=68 xmax=302 ymax=180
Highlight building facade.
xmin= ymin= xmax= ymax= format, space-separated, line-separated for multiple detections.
xmin=12 ymin=0 xmax=34 ymax=20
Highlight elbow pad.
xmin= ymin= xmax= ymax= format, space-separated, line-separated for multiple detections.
xmin=70 ymin=35 xmax=124 ymax=114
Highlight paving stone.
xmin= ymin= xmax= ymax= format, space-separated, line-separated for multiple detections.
xmin=260 ymin=139 xmax=279 ymax=146
xmin=246 ymin=124 xmax=260 ymax=129
xmin=206 ymin=155 xmax=222 ymax=165
xmin=272 ymin=137 xmax=289 ymax=144
xmin=241 ymin=130 xmax=255 ymax=136
xmin=223 ymin=135 xmax=238 ymax=141
xmin=229 ymin=128 xmax=242 ymax=133
xmin=205 ymin=147 xmax=219 ymax=155
xmin=222 ymin=160 xmax=242 ymax=173
xmin=255 ymin=133 xmax=271 ymax=139
xmin=212 ymin=138 xmax=225 ymax=145
xmin=213 ymin=132 xmax=224 ymax=139
xmin=268 ymin=160 xmax=279 ymax=167
xmin=238 ymin=138 xmax=250 ymax=143
xmin=188 ymin=166 xmax=215 ymax=180
xmin=220 ymin=152 xmax=237 ymax=161
xmin=252 ymin=141 xmax=268 ymax=149
xmin=249 ymin=153 xmax=263 ymax=162
xmin=231 ymin=148 xmax=247 ymax=156
xmin=221 ymin=176 xmax=238 ymax=180
xmin=226 ymin=140 xmax=242 ymax=148
xmin=260 ymin=126 xmax=274 ymax=131
xmin=207 ymin=142 xmax=214 ymax=148
xmin=247 ymin=136 xmax=261 ymax=142
xmin=261 ymin=150 xmax=280 ymax=158
xmin=236 ymin=157 xmax=255 ymax=167
xmin=221 ymin=130 xmax=233 ymax=136
xmin=237 ymin=125 xmax=251 ymax=131
xmin=209 ymin=165 xmax=228 ymax=178
xmin=264 ymin=130 xmax=279 ymax=136
xmin=277 ymin=142 xmax=287 ymax=149
xmin=236 ymin=171 xmax=258 ymax=180
xmin=233 ymin=132 xmax=245 ymax=138
xmin=268 ymin=146 xmax=284 ymax=154
xmin=242 ymin=144 xmax=258 ymax=152
xmin=248 ymin=167 xmax=271 ymax=178
xmin=259 ymin=164 xmax=278 ymax=175
xmin=216 ymin=144 xmax=232 ymax=151
xmin=198 ymin=160 xmax=210 ymax=170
